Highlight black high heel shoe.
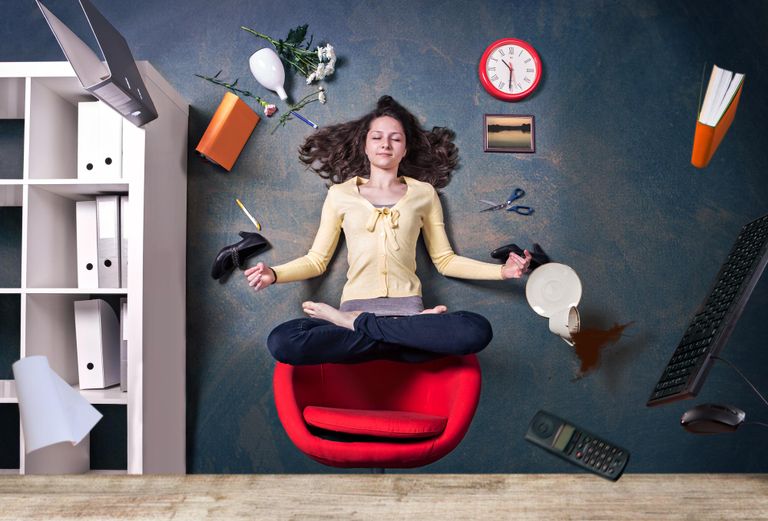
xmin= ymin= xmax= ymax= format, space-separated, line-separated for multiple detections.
xmin=490 ymin=242 xmax=551 ymax=271
xmin=211 ymin=231 xmax=270 ymax=280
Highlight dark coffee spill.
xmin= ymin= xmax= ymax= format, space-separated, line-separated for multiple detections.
xmin=571 ymin=322 xmax=634 ymax=376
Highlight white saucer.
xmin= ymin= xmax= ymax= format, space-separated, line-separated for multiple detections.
xmin=525 ymin=263 xmax=582 ymax=318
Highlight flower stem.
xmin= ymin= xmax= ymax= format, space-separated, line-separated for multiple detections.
xmin=240 ymin=26 xmax=278 ymax=46
xmin=241 ymin=25 xmax=318 ymax=78
xmin=195 ymin=73 xmax=267 ymax=107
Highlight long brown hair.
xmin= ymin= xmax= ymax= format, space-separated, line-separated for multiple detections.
xmin=298 ymin=95 xmax=458 ymax=188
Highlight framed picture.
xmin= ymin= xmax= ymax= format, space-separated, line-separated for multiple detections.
xmin=483 ymin=114 xmax=536 ymax=153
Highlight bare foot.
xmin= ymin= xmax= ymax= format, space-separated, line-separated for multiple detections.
xmin=420 ymin=305 xmax=448 ymax=314
xmin=302 ymin=301 xmax=361 ymax=330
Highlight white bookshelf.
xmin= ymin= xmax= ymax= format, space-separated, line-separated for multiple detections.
xmin=0 ymin=62 xmax=187 ymax=474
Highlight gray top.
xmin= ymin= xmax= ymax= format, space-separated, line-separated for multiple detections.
xmin=340 ymin=295 xmax=425 ymax=316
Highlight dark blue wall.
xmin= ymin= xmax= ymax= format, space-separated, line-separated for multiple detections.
xmin=1 ymin=0 xmax=767 ymax=473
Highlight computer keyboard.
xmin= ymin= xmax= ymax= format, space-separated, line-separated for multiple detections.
xmin=647 ymin=212 xmax=768 ymax=407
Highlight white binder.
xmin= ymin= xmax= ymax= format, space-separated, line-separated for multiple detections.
xmin=74 ymin=299 xmax=120 ymax=389
xmin=96 ymin=195 xmax=121 ymax=288
xmin=120 ymin=195 xmax=128 ymax=288
xmin=75 ymin=200 xmax=99 ymax=288
xmin=77 ymin=101 xmax=123 ymax=179
xmin=119 ymin=298 xmax=128 ymax=392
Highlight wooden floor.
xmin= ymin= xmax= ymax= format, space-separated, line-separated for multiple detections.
xmin=0 ymin=474 xmax=766 ymax=520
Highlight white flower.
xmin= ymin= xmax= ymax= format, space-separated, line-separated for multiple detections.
xmin=324 ymin=44 xmax=335 ymax=62
xmin=315 ymin=62 xmax=327 ymax=80
xmin=264 ymin=104 xmax=277 ymax=117
xmin=319 ymin=90 xmax=326 ymax=104
xmin=306 ymin=72 xmax=317 ymax=84
xmin=316 ymin=44 xmax=335 ymax=63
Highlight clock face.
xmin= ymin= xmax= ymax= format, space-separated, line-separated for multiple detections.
xmin=479 ymin=38 xmax=542 ymax=101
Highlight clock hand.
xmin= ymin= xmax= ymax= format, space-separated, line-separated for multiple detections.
xmin=503 ymin=60 xmax=513 ymax=90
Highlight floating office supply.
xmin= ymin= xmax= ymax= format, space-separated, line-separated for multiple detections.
xmin=12 ymin=355 xmax=103 ymax=453
xmin=691 ymin=65 xmax=745 ymax=168
xmin=77 ymin=101 xmax=123 ymax=179
xmin=75 ymin=200 xmax=99 ymax=288
xmin=74 ymin=299 xmax=121 ymax=389
xmin=36 ymin=0 xmax=158 ymax=127
xmin=525 ymin=410 xmax=629 ymax=481
xmin=235 ymin=198 xmax=262 ymax=231
xmin=647 ymin=213 xmax=768 ymax=406
xmin=96 ymin=195 xmax=121 ymax=288
xmin=196 ymin=92 xmax=260 ymax=171
xmin=680 ymin=403 xmax=746 ymax=434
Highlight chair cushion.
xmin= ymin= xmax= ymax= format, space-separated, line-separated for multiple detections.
xmin=303 ymin=406 xmax=448 ymax=439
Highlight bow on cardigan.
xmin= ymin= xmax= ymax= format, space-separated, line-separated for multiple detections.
xmin=366 ymin=207 xmax=400 ymax=251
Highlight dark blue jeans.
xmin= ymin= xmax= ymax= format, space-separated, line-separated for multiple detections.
xmin=267 ymin=311 xmax=493 ymax=365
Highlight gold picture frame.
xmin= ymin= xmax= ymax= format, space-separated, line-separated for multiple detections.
xmin=484 ymin=114 xmax=536 ymax=153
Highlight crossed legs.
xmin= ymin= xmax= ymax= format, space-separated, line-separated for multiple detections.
xmin=267 ymin=302 xmax=493 ymax=365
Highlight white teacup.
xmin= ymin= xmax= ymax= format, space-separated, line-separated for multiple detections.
xmin=548 ymin=306 xmax=580 ymax=346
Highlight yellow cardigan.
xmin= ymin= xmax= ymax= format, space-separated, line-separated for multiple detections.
xmin=273 ymin=176 xmax=504 ymax=303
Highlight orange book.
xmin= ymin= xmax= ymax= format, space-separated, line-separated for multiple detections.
xmin=691 ymin=66 xmax=744 ymax=169
xmin=196 ymin=92 xmax=260 ymax=171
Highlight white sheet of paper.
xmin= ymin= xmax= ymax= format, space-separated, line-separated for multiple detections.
xmin=12 ymin=356 xmax=103 ymax=453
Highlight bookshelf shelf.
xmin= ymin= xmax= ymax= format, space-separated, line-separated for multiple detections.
xmin=76 ymin=385 xmax=128 ymax=405
xmin=0 ymin=61 xmax=187 ymax=475
xmin=1 ymin=379 xmax=129 ymax=406
xmin=24 ymin=288 xmax=129 ymax=295
xmin=27 ymin=180 xmax=129 ymax=200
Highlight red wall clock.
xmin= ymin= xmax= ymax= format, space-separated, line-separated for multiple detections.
xmin=479 ymin=38 xmax=542 ymax=101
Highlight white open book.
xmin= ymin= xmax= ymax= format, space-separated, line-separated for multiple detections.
xmin=698 ymin=65 xmax=745 ymax=127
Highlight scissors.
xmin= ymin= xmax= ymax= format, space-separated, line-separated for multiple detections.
xmin=479 ymin=188 xmax=534 ymax=215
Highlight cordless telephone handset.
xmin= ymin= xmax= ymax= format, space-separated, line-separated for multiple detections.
xmin=524 ymin=410 xmax=629 ymax=481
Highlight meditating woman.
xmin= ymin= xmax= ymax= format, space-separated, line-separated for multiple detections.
xmin=245 ymin=95 xmax=531 ymax=364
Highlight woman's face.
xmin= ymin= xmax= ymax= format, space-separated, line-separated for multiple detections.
xmin=365 ymin=116 xmax=407 ymax=171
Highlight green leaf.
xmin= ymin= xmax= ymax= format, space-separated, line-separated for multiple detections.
xmin=285 ymin=24 xmax=308 ymax=46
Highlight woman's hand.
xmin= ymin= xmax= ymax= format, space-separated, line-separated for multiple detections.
xmin=501 ymin=249 xmax=532 ymax=279
xmin=245 ymin=262 xmax=276 ymax=291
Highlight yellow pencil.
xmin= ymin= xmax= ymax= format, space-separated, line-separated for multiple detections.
xmin=235 ymin=198 xmax=262 ymax=231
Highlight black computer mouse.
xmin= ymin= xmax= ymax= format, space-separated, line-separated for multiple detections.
xmin=680 ymin=403 xmax=746 ymax=434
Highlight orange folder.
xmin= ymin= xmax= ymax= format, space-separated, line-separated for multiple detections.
xmin=196 ymin=92 xmax=260 ymax=171
xmin=691 ymin=83 xmax=743 ymax=169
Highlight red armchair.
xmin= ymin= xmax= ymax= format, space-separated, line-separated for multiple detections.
xmin=273 ymin=355 xmax=481 ymax=468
